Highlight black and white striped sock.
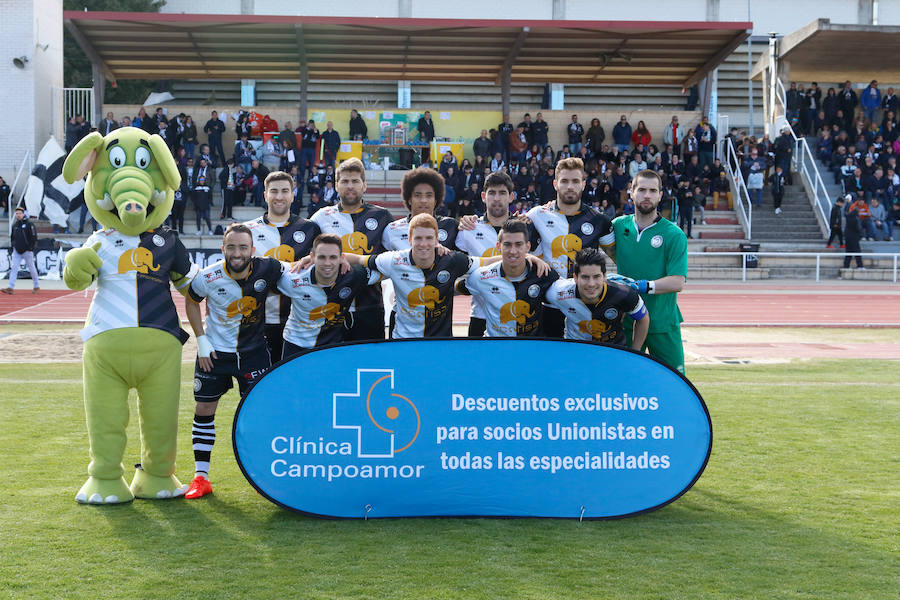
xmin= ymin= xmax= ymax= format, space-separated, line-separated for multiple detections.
xmin=192 ymin=414 xmax=215 ymax=480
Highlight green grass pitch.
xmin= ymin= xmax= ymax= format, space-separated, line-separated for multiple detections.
xmin=1 ymin=360 xmax=897 ymax=599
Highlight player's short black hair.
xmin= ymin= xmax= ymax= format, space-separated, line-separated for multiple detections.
xmin=401 ymin=167 xmax=445 ymax=212
xmin=498 ymin=219 xmax=528 ymax=242
xmin=574 ymin=248 xmax=607 ymax=275
xmin=223 ymin=222 xmax=253 ymax=243
xmin=484 ymin=170 xmax=514 ymax=193
xmin=312 ymin=233 xmax=342 ymax=252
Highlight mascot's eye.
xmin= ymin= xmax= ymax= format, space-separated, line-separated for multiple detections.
xmin=108 ymin=146 xmax=127 ymax=169
xmin=135 ymin=147 xmax=151 ymax=169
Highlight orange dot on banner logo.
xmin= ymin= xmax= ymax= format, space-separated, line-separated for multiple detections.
xmin=386 ymin=406 xmax=399 ymax=420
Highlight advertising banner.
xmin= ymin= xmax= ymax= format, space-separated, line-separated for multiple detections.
xmin=234 ymin=339 xmax=712 ymax=519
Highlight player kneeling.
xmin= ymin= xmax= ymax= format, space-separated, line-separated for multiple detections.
xmin=546 ymin=248 xmax=649 ymax=349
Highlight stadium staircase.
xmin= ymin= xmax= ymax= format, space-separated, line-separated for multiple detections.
xmin=748 ymin=183 xmax=826 ymax=243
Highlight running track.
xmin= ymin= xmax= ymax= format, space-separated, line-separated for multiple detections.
xmin=2 ymin=282 xmax=899 ymax=327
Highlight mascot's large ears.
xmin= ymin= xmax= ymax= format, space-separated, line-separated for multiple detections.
xmin=63 ymin=132 xmax=105 ymax=184
xmin=147 ymin=134 xmax=182 ymax=191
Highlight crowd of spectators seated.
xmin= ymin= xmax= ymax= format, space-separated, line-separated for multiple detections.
xmin=800 ymin=80 xmax=900 ymax=241
xmin=442 ymin=112 xmax=724 ymax=238
xmin=65 ymin=107 xmax=731 ymax=239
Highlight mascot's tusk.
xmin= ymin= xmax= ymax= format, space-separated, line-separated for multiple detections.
xmin=96 ymin=192 xmax=114 ymax=210
xmin=150 ymin=189 xmax=167 ymax=206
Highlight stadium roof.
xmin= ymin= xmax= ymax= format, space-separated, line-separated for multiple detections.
xmin=65 ymin=12 xmax=750 ymax=88
xmin=751 ymin=19 xmax=900 ymax=83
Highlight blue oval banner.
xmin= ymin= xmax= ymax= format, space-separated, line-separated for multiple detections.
xmin=233 ymin=339 xmax=712 ymax=519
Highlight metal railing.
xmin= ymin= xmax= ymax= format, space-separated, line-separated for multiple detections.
xmin=50 ymin=87 xmax=94 ymax=142
xmin=688 ymin=251 xmax=900 ymax=283
xmin=773 ymin=79 xmax=831 ymax=236
xmin=723 ymin=137 xmax=752 ymax=239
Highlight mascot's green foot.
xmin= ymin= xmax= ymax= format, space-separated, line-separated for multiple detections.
xmin=75 ymin=476 xmax=135 ymax=505
xmin=130 ymin=466 xmax=188 ymax=500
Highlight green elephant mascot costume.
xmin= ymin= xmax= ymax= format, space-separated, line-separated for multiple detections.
xmin=63 ymin=127 xmax=199 ymax=504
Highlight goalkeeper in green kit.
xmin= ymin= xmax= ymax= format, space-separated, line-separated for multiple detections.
xmin=611 ymin=170 xmax=688 ymax=374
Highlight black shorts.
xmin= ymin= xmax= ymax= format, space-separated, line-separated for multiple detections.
xmin=193 ymin=347 xmax=272 ymax=402
xmin=347 ymin=306 xmax=386 ymax=341
xmin=467 ymin=317 xmax=487 ymax=338
xmin=281 ymin=339 xmax=311 ymax=361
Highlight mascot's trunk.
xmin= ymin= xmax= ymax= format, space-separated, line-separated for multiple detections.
xmin=107 ymin=168 xmax=154 ymax=230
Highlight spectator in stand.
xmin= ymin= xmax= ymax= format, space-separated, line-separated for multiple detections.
xmin=628 ymin=151 xmax=647 ymax=180
xmin=322 ymin=121 xmax=340 ymax=168
xmin=538 ymin=165 xmax=556 ymax=201
xmin=180 ymin=115 xmax=198 ymax=159
xmin=133 ymin=107 xmax=147 ymax=130
xmin=417 ymin=111 xmax=435 ymax=143
xmin=742 ymin=147 xmax=766 ymax=207
xmin=234 ymin=133 xmax=254 ymax=173
xmin=192 ymin=158 xmax=213 ymax=235
xmin=349 ymin=110 xmax=367 ymax=140
xmin=321 ymin=180 xmax=337 ymax=205
xmin=99 ymin=112 xmax=118 ymax=136
xmin=306 ymin=163 xmax=324 ymax=201
xmin=663 ymin=116 xmax=684 ymax=159
xmin=865 ymin=167 xmax=888 ymax=204
xmin=676 ymin=180 xmax=694 ymax=238
xmin=0 ymin=176 xmax=9 ymax=215
xmin=3 ymin=206 xmax=39 ymax=295
xmin=806 ymin=82 xmax=822 ymax=135
xmin=248 ymin=159 xmax=270 ymax=208
xmin=822 ymin=87 xmax=839 ymax=127
xmin=490 ymin=152 xmax=505 ymax=173
xmin=693 ymin=184 xmax=707 ymax=226
xmin=204 ymin=111 xmax=226 ymax=168
xmin=439 ymin=151 xmax=458 ymax=176
xmin=218 ymin=159 xmax=237 ymax=218
xmin=839 ymin=81 xmax=859 ymax=131
xmin=261 ymin=133 xmax=283 ymax=172
xmin=281 ymin=138 xmax=298 ymax=174
xmin=843 ymin=194 xmax=864 ymax=270
xmin=849 ymin=190 xmax=875 ymax=239
xmin=158 ymin=119 xmax=176 ymax=153
xmin=279 ymin=121 xmax=297 ymax=150
xmin=682 ymin=128 xmax=700 ymax=164
xmin=305 ymin=191 xmax=326 ymax=218
xmin=498 ymin=115 xmax=514 ymax=162
xmin=684 ymin=154 xmax=702 ymax=187
xmin=882 ymin=87 xmax=898 ymax=118
xmin=612 ymin=115 xmax=632 ymax=153
xmin=827 ymin=195 xmax=845 ymax=248
xmin=632 ymin=121 xmax=652 ymax=148
xmin=696 ymin=117 xmax=717 ymax=170
xmin=769 ymin=164 xmax=787 ymax=215
xmin=567 ymin=114 xmax=584 ymax=154
xmin=580 ymin=117 xmax=603 ymax=159
xmin=612 ymin=165 xmax=630 ymax=206
xmin=509 ymin=126 xmax=528 ymax=164
xmin=712 ymin=169 xmax=732 ymax=209
xmin=300 ymin=120 xmax=319 ymax=176
xmin=870 ymin=197 xmax=890 ymax=240
xmin=532 ymin=112 xmax=549 ymax=148
xmin=861 ymin=80 xmax=881 ymax=125
xmin=797 ymin=84 xmax=810 ymax=134
xmin=517 ymin=113 xmax=533 ymax=147
xmin=774 ymin=127 xmax=794 ymax=184
xmin=473 ymin=129 xmax=492 ymax=160
xmin=786 ymin=82 xmax=801 ymax=124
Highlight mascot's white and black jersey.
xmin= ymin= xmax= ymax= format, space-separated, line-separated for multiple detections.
xmin=81 ymin=227 xmax=198 ymax=343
